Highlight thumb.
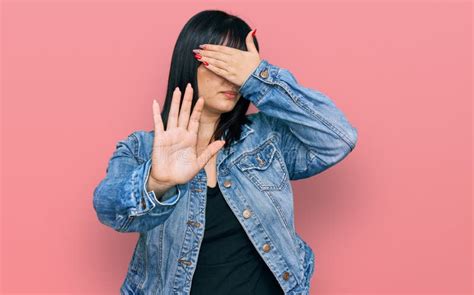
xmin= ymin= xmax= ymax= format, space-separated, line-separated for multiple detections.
xmin=196 ymin=140 xmax=226 ymax=170
xmin=245 ymin=28 xmax=258 ymax=53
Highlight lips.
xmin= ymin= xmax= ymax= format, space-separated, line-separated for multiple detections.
xmin=222 ymin=91 xmax=237 ymax=95
xmin=222 ymin=91 xmax=237 ymax=99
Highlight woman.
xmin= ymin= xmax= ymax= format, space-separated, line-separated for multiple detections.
xmin=93 ymin=9 xmax=358 ymax=295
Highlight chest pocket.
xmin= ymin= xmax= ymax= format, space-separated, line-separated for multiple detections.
xmin=233 ymin=139 xmax=288 ymax=191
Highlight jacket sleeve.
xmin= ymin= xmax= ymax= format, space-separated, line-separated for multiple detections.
xmin=238 ymin=59 xmax=358 ymax=180
xmin=92 ymin=131 xmax=184 ymax=233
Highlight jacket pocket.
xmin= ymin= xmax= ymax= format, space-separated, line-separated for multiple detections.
xmin=233 ymin=138 xmax=288 ymax=191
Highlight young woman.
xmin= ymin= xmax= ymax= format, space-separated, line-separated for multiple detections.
xmin=93 ymin=9 xmax=358 ymax=295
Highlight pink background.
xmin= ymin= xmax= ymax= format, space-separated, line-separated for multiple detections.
xmin=1 ymin=1 xmax=472 ymax=294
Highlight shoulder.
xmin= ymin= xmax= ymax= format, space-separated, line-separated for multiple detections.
xmin=118 ymin=130 xmax=154 ymax=162
xmin=245 ymin=112 xmax=285 ymax=141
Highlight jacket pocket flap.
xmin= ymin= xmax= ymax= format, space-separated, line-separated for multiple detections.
xmin=236 ymin=142 xmax=277 ymax=171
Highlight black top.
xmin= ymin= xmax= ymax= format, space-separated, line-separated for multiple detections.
xmin=190 ymin=184 xmax=284 ymax=295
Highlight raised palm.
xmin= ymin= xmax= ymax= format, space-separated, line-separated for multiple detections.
xmin=150 ymin=83 xmax=225 ymax=186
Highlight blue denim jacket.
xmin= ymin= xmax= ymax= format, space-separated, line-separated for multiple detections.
xmin=93 ymin=59 xmax=358 ymax=295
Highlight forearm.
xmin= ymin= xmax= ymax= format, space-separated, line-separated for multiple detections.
xmin=239 ymin=59 xmax=358 ymax=151
xmin=93 ymin=134 xmax=183 ymax=233
xmin=238 ymin=59 xmax=358 ymax=179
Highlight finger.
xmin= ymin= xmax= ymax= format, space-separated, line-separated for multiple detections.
xmin=245 ymin=29 xmax=258 ymax=53
xmin=201 ymin=61 xmax=229 ymax=78
xmin=199 ymin=43 xmax=239 ymax=55
xmin=178 ymin=83 xmax=193 ymax=129
xmin=167 ymin=86 xmax=181 ymax=129
xmin=196 ymin=140 xmax=226 ymax=169
xmin=199 ymin=56 xmax=228 ymax=72
xmin=153 ymin=99 xmax=165 ymax=136
xmin=195 ymin=49 xmax=230 ymax=63
xmin=187 ymin=96 xmax=204 ymax=134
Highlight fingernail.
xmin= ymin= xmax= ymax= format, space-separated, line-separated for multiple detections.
xmin=252 ymin=28 xmax=257 ymax=37
xmin=203 ymin=61 xmax=209 ymax=66
xmin=195 ymin=54 xmax=202 ymax=59
xmin=199 ymin=44 xmax=206 ymax=49
xmin=192 ymin=49 xmax=200 ymax=54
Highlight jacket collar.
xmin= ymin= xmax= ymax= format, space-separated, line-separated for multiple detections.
xmin=220 ymin=122 xmax=255 ymax=149
xmin=217 ymin=122 xmax=254 ymax=168
xmin=221 ymin=123 xmax=254 ymax=144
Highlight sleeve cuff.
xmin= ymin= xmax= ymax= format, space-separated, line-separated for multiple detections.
xmin=238 ymin=59 xmax=278 ymax=105
xmin=135 ymin=158 xmax=182 ymax=216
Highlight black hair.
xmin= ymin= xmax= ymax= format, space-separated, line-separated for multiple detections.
xmin=159 ymin=9 xmax=260 ymax=149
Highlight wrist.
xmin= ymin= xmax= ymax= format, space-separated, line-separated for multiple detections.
xmin=147 ymin=175 xmax=175 ymax=193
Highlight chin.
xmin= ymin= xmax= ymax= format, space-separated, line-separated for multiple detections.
xmin=219 ymin=107 xmax=236 ymax=113
xmin=207 ymin=97 xmax=239 ymax=112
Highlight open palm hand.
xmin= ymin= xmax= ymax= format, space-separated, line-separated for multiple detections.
xmin=150 ymin=83 xmax=225 ymax=187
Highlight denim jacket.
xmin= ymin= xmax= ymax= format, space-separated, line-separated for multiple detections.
xmin=93 ymin=59 xmax=358 ymax=295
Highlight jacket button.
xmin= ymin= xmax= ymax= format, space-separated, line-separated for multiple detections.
xmin=242 ymin=209 xmax=252 ymax=219
xmin=282 ymin=271 xmax=290 ymax=280
xmin=259 ymin=69 xmax=269 ymax=79
xmin=178 ymin=258 xmax=192 ymax=266
xmin=223 ymin=179 xmax=232 ymax=188
xmin=187 ymin=220 xmax=201 ymax=227
xmin=141 ymin=197 xmax=146 ymax=209
xmin=262 ymin=243 xmax=271 ymax=252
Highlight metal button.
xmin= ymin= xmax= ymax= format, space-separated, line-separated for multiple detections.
xmin=141 ymin=197 xmax=146 ymax=209
xmin=187 ymin=220 xmax=201 ymax=227
xmin=259 ymin=69 xmax=269 ymax=79
xmin=282 ymin=271 xmax=290 ymax=280
xmin=242 ymin=209 xmax=252 ymax=219
xmin=262 ymin=243 xmax=271 ymax=252
xmin=178 ymin=258 xmax=192 ymax=266
xmin=223 ymin=179 xmax=232 ymax=188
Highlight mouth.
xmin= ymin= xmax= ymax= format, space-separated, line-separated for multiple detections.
xmin=221 ymin=91 xmax=238 ymax=99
